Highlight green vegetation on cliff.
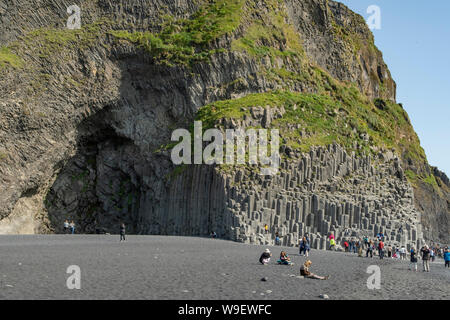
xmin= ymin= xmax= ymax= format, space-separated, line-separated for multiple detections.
xmin=0 ymin=47 xmax=23 ymax=70
xmin=111 ymin=0 xmax=244 ymax=66
xmin=3 ymin=0 xmax=429 ymax=182
xmin=196 ymin=87 xmax=425 ymax=160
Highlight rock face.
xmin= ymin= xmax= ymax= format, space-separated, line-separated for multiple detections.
xmin=0 ymin=0 xmax=448 ymax=245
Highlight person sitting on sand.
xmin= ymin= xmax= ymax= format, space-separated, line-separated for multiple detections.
xmin=277 ymin=251 xmax=293 ymax=265
xmin=300 ymin=260 xmax=329 ymax=280
xmin=259 ymin=249 xmax=272 ymax=265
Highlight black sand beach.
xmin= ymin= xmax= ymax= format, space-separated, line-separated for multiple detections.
xmin=0 ymin=235 xmax=448 ymax=300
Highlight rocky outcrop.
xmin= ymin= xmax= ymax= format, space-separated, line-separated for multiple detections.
xmin=0 ymin=0 xmax=448 ymax=245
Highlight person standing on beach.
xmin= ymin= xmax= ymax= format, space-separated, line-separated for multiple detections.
xmin=378 ymin=240 xmax=385 ymax=259
xmin=421 ymin=245 xmax=431 ymax=272
xmin=400 ymin=246 xmax=406 ymax=260
xmin=329 ymin=237 xmax=336 ymax=251
xmin=444 ymin=248 xmax=450 ymax=268
xmin=120 ymin=223 xmax=126 ymax=242
xmin=343 ymin=240 xmax=349 ymax=252
xmin=264 ymin=224 xmax=269 ymax=234
xmin=300 ymin=237 xmax=310 ymax=257
xmin=357 ymin=242 xmax=363 ymax=257
xmin=63 ymin=220 xmax=69 ymax=233
xmin=409 ymin=247 xmax=418 ymax=271
xmin=364 ymin=236 xmax=369 ymax=249
xmin=366 ymin=240 xmax=374 ymax=258
xmin=69 ymin=221 xmax=75 ymax=234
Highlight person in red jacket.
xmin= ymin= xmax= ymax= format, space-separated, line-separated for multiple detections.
xmin=378 ymin=240 xmax=385 ymax=259
xmin=344 ymin=241 xmax=349 ymax=252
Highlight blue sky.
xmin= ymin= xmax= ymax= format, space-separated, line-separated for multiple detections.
xmin=334 ymin=0 xmax=450 ymax=175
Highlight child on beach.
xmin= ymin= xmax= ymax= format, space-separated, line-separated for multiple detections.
xmin=300 ymin=260 xmax=329 ymax=280
xmin=277 ymin=251 xmax=293 ymax=265
xmin=259 ymin=249 xmax=272 ymax=265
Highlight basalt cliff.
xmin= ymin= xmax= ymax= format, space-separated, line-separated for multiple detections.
xmin=0 ymin=0 xmax=448 ymax=248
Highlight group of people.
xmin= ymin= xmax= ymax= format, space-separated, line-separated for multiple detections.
xmin=63 ymin=220 xmax=76 ymax=234
xmin=258 ymin=248 xmax=329 ymax=280
xmin=330 ymin=233 xmax=450 ymax=271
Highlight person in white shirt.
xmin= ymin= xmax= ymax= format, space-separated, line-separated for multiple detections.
xmin=63 ymin=220 xmax=69 ymax=233
xmin=400 ymin=247 xmax=406 ymax=260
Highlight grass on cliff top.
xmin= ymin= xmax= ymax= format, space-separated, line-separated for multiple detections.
xmin=195 ymin=85 xmax=426 ymax=159
xmin=21 ymin=18 xmax=112 ymax=58
xmin=231 ymin=8 xmax=304 ymax=61
xmin=0 ymin=47 xmax=23 ymax=70
xmin=110 ymin=0 xmax=244 ymax=66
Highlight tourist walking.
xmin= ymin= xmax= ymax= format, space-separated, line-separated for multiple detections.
xmin=421 ymin=245 xmax=431 ymax=272
xmin=329 ymin=237 xmax=336 ymax=251
xmin=387 ymin=245 xmax=392 ymax=258
xmin=409 ymin=247 xmax=418 ymax=271
xmin=300 ymin=260 xmax=329 ymax=280
xmin=259 ymin=249 xmax=272 ymax=265
xmin=120 ymin=223 xmax=126 ymax=242
xmin=264 ymin=224 xmax=269 ymax=234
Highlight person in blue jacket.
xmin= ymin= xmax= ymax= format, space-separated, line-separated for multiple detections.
xmin=444 ymin=248 xmax=450 ymax=268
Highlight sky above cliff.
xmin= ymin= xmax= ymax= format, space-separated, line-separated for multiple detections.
xmin=335 ymin=0 xmax=450 ymax=176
